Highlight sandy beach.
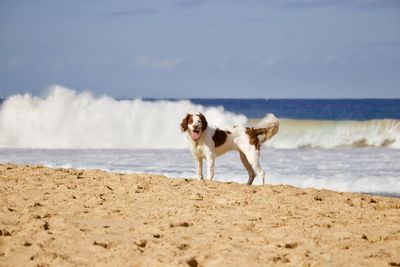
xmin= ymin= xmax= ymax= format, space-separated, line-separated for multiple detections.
xmin=1 ymin=164 xmax=399 ymax=266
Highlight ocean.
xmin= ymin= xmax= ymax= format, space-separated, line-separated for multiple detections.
xmin=0 ymin=85 xmax=399 ymax=196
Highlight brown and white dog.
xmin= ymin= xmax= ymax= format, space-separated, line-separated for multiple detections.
xmin=180 ymin=113 xmax=279 ymax=185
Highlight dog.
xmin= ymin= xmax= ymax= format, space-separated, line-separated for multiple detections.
xmin=180 ymin=113 xmax=279 ymax=185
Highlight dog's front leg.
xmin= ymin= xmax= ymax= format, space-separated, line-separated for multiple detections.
xmin=205 ymin=154 xmax=215 ymax=181
xmin=196 ymin=157 xmax=203 ymax=179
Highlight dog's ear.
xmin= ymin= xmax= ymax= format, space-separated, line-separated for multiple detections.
xmin=199 ymin=112 xmax=208 ymax=132
xmin=180 ymin=114 xmax=192 ymax=132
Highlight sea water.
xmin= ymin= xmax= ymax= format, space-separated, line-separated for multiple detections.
xmin=0 ymin=85 xmax=399 ymax=196
xmin=1 ymin=148 xmax=399 ymax=196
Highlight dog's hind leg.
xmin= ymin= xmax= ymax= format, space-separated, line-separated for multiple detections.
xmin=239 ymin=151 xmax=256 ymax=185
xmin=250 ymin=158 xmax=265 ymax=185
xmin=242 ymin=148 xmax=265 ymax=185
xmin=253 ymin=161 xmax=265 ymax=185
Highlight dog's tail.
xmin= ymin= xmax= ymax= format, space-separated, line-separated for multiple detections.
xmin=253 ymin=113 xmax=280 ymax=144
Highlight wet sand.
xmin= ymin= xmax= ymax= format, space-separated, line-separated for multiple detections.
xmin=1 ymin=164 xmax=399 ymax=266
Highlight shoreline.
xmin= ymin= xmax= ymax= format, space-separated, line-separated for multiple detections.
xmin=361 ymin=192 xmax=400 ymax=199
xmin=1 ymin=157 xmax=399 ymax=199
xmin=1 ymin=164 xmax=400 ymax=266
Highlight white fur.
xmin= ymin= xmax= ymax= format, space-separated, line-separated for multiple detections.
xmin=182 ymin=113 xmax=279 ymax=185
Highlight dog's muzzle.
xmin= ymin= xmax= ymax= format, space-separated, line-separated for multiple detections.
xmin=191 ymin=129 xmax=200 ymax=140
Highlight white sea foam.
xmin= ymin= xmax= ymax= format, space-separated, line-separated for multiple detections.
xmin=268 ymin=119 xmax=400 ymax=149
xmin=0 ymin=148 xmax=399 ymax=195
xmin=0 ymin=85 xmax=399 ymax=149
xmin=0 ymin=85 xmax=246 ymax=148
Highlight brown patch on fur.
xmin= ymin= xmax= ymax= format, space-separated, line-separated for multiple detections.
xmin=255 ymin=123 xmax=280 ymax=143
xmin=253 ymin=128 xmax=267 ymax=135
xmin=246 ymin=127 xmax=261 ymax=150
xmin=246 ymin=123 xmax=279 ymax=150
xmin=180 ymin=114 xmax=193 ymax=132
xmin=212 ymin=129 xmax=228 ymax=147
xmin=246 ymin=122 xmax=279 ymax=150
xmin=198 ymin=113 xmax=208 ymax=132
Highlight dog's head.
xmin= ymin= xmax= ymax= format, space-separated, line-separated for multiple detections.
xmin=180 ymin=113 xmax=208 ymax=141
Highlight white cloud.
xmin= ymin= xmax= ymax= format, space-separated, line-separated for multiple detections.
xmin=134 ymin=55 xmax=181 ymax=70
xmin=260 ymin=56 xmax=281 ymax=67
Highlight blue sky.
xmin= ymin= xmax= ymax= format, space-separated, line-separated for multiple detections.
xmin=0 ymin=0 xmax=399 ymax=98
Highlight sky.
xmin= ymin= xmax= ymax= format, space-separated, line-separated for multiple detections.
xmin=0 ymin=0 xmax=399 ymax=99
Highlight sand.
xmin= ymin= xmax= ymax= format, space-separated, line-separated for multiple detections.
xmin=1 ymin=164 xmax=399 ymax=266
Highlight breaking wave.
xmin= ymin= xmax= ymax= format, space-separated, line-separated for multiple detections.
xmin=266 ymin=119 xmax=400 ymax=149
xmin=0 ymin=85 xmax=246 ymax=149
xmin=0 ymin=85 xmax=399 ymax=149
